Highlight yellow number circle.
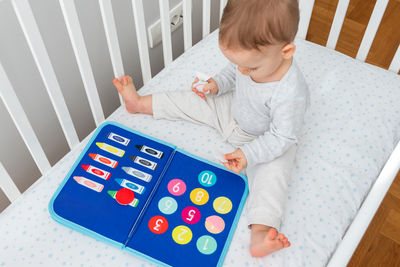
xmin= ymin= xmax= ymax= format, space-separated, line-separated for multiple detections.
xmin=172 ymin=225 xmax=193 ymax=245
xmin=213 ymin=196 xmax=232 ymax=214
xmin=190 ymin=188 xmax=209 ymax=205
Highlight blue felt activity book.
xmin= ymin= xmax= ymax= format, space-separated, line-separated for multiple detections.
xmin=49 ymin=121 xmax=248 ymax=267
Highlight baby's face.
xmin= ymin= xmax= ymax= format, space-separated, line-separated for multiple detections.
xmin=219 ymin=44 xmax=287 ymax=83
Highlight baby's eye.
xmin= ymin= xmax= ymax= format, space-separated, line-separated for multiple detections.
xmin=248 ymin=67 xmax=258 ymax=72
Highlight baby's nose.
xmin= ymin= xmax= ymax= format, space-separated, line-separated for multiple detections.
xmin=237 ymin=66 xmax=249 ymax=76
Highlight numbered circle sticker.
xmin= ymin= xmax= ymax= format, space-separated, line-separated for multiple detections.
xmin=198 ymin=170 xmax=217 ymax=187
xmin=172 ymin=225 xmax=193 ymax=245
xmin=181 ymin=206 xmax=201 ymax=224
xmin=213 ymin=197 xmax=233 ymax=214
xmin=168 ymin=179 xmax=186 ymax=196
xmin=158 ymin=197 xmax=178 ymax=215
xmin=205 ymin=215 xmax=225 ymax=234
xmin=190 ymin=188 xmax=209 ymax=205
xmin=196 ymin=235 xmax=217 ymax=255
xmin=148 ymin=215 xmax=168 ymax=234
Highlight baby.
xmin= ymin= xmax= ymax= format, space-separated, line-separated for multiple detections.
xmin=113 ymin=0 xmax=309 ymax=258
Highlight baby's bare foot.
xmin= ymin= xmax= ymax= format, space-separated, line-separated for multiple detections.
xmin=250 ymin=225 xmax=290 ymax=258
xmin=113 ymin=75 xmax=142 ymax=114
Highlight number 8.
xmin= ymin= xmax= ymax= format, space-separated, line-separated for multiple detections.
xmin=195 ymin=191 xmax=204 ymax=202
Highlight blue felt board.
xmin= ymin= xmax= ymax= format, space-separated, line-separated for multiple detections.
xmin=49 ymin=122 xmax=248 ymax=267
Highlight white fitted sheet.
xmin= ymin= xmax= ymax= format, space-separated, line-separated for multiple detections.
xmin=1 ymin=30 xmax=400 ymax=267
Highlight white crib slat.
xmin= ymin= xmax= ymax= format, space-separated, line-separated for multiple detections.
xmin=0 ymin=63 xmax=51 ymax=175
xmin=132 ymin=0 xmax=152 ymax=84
xmin=99 ymin=0 xmax=124 ymax=104
xmin=202 ymin=0 xmax=210 ymax=38
xmin=297 ymin=0 xmax=315 ymax=39
xmin=326 ymin=0 xmax=350 ymax=49
xmin=11 ymin=0 xmax=79 ymax=149
xmin=183 ymin=0 xmax=192 ymax=51
xmin=356 ymin=0 xmax=389 ymax=61
xmin=219 ymin=0 xmax=227 ymax=21
xmin=388 ymin=45 xmax=400 ymax=74
xmin=159 ymin=0 xmax=173 ymax=66
xmin=327 ymin=140 xmax=400 ymax=266
xmin=59 ymin=0 xmax=105 ymax=126
xmin=0 ymin=163 xmax=21 ymax=203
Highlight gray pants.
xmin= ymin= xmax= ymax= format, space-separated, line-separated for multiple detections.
xmin=153 ymin=91 xmax=297 ymax=230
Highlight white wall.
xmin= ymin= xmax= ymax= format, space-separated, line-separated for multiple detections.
xmin=0 ymin=0 xmax=221 ymax=211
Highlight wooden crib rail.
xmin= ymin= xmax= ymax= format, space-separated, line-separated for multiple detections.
xmin=356 ymin=0 xmax=389 ymax=61
xmin=59 ymin=0 xmax=105 ymax=125
xmin=183 ymin=0 xmax=192 ymax=52
xmin=326 ymin=0 xmax=351 ymax=49
xmin=389 ymin=45 xmax=400 ymax=73
xmin=0 ymin=62 xmax=51 ymax=176
xmin=297 ymin=0 xmax=316 ymax=40
xmin=202 ymin=0 xmax=211 ymax=38
xmin=131 ymin=0 xmax=151 ymax=84
xmin=11 ymin=0 xmax=80 ymax=150
xmin=159 ymin=0 xmax=173 ymax=66
xmin=99 ymin=0 xmax=126 ymax=96
xmin=298 ymin=0 xmax=399 ymax=73
xmin=0 ymin=162 xmax=21 ymax=203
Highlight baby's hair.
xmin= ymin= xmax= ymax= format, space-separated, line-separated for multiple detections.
xmin=219 ymin=0 xmax=300 ymax=50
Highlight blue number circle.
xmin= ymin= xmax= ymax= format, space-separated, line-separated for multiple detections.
xmin=198 ymin=170 xmax=217 ymax=187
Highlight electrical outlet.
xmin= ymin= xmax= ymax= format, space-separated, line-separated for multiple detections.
xmin=147 ymin=2 xmax=185 ymax=48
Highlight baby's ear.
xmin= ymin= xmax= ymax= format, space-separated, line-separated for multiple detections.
xmin=281 ymin=43 xmax=296 ymax=59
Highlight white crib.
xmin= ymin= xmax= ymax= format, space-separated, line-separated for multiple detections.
xmin=0 ymin=0 xmax=399 ymax=266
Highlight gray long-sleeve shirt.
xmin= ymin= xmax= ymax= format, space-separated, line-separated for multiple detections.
xmin=213 ymin=60 xmax=309 ymax=167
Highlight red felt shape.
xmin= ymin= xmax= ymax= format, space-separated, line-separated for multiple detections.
xmin=115 ymin=188 xmax=135 ymax=205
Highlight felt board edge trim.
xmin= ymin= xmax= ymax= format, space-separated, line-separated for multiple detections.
xmin=124 ymin=247 xmax=172 ymax=267
xmin=175 ymin=148 xmax=249 ymax=267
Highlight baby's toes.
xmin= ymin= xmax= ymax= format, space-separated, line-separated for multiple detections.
xmin=122 ymin=76 xmax=129 ymax=86
xmin=126 ymin=75 xmax=133 ymax=84
xmin=113 ymin=78 xmax=122 ymax=90
xmin=277 ymin=233 xmax=285 ymax=241
xmin=266 ymin=228 xmax=278 ymax=240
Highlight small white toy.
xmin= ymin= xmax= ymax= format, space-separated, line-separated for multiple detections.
xmin=193 ymin=71 xmax=211 ymax=93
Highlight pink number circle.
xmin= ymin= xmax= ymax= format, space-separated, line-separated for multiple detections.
xmin=181 ymin=206 xmax=201 ymax=224
xmin=168 ymin=179 xmax=186 ymax=196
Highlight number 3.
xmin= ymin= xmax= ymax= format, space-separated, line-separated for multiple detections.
xmin=153 ymin=219 xmax=163 ymax=231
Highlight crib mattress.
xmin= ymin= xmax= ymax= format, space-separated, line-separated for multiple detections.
xmin=1 ymin=30 xmax=400 ymax=267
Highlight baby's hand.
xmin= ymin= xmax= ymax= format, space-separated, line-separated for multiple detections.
xmin=191 ymin=77 xmax=218 ymax=99
xmin=222 ymin=148 xmax=247 ymax=174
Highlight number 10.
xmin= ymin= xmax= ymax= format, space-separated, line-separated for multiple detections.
xmin=201 ymin=173 xmax=213 ymax=185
